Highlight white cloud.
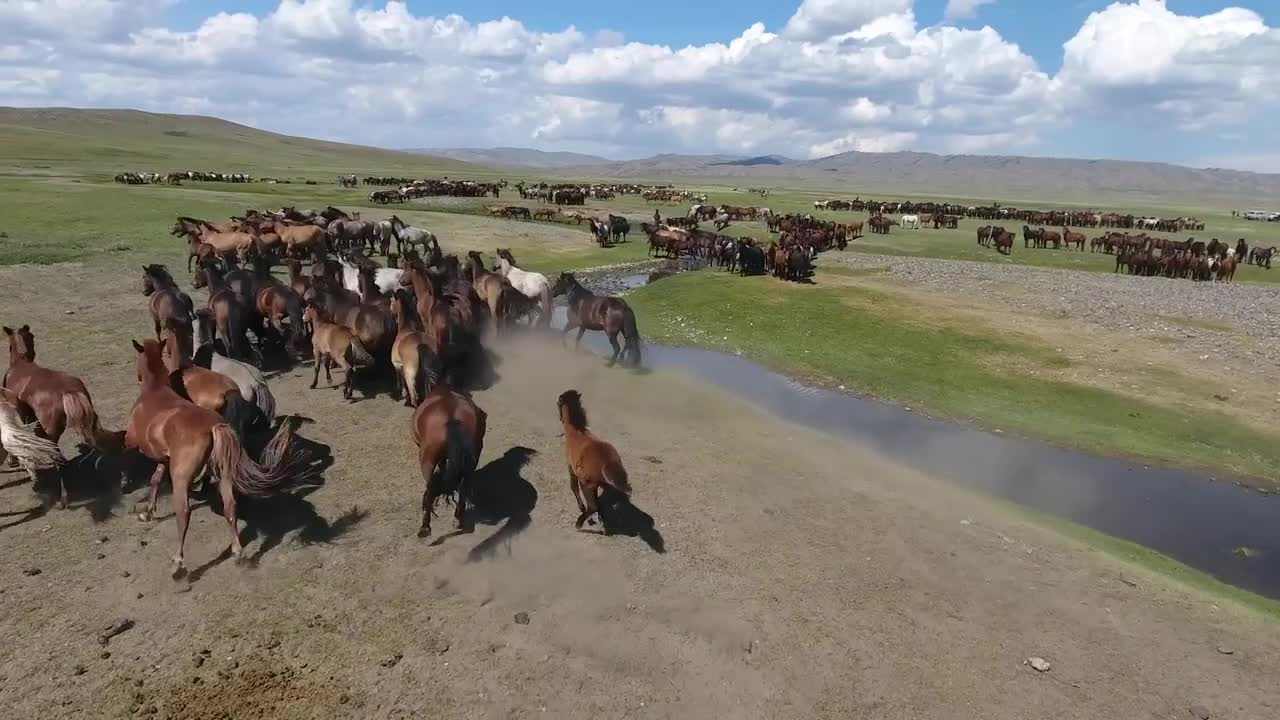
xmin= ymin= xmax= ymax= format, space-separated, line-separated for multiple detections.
xmin=0 ymin=0 xmax=1275 ymax=163
xmin=944 ymin=0 xmax=996 ymax=21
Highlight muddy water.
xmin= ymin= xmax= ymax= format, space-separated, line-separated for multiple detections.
xmin=560 ymin=267 xmax=1280 ymax=600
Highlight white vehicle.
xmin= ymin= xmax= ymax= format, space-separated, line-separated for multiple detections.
xmin=1244 ymin=210 xmax=1269 ymax=221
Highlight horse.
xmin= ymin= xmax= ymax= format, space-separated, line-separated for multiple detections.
xmin=3 ymin=325 xmax=118 ymax=507
xmin=386 ymin=216 xmax=439 ymax=258
xmin=339 ymin=257 xmax=403 ymax=296
xmin=557 ymin=390 xmax=631 ymax=532
xmin=142 ymin=265 xmax=195 ymax=341
xmin=193 ymin=310 xmax=276 ymax=425
xmin=398 ymin=267 xmax=487 ymax=388
xmin=193 ymin=263 xmax=253 ymax=362
xmin=286 ymin=259 xmax=312 ymax=298
xmin=1062 ymin=228 xmax=1086 ymax=251
xmin=550 ymin=273 xmax=642 ymax=367
xmin=301 ymin=303 xmax=376 ymax=401
xmin=900 ymin=214 xmax=920 ymax=230
xmin=125 ymin=339 xmax=304 ymax=576
xmin=465 ymin=251 xmax=509 ymax=333
xmin=327 ymin=217 xmax=376 ymax=253
xmin=253 ymin=270 xmax=308 ymax=353
xmin=0 ymin=387 xmax=65 ymax=491
xmin=159 ymin=319 xmax=258 ymax=439
xmin=493 ymin=249 xmax=551 ymax=327
xmin=411 ymin=382 xmax=486 ymax=538
xmin=388 ymin=290 xmax=432 ymax=407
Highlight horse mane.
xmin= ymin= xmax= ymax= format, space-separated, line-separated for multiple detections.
xmin=145 ymin=264 xmax=175 ymax=286
xmin=558 ymin=390 xmax=588 ymax=431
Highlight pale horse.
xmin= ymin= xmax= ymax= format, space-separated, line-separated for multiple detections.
xmin=0 ymin=388 xmax=65 ymax=482
xmin=338 ymin=258 xmax=403 ymax=296
xmin=193 ymin=310 xmax=277 ymax=425
xmin=900 ymin=214 xmax=921 ymax=230
xmin=384 ymin=215 xmax=439 ymax=257
xmin=493 ymin=248 xmax=552 ymax=327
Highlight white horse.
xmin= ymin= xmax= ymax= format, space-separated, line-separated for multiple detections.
xmin=0 ymin=390 xmax=65 ymax=482
xmin=388 ymin=215 xmax=438 ymax=256
xmin=338 ymin=258 xmax=403 ymax=296
xmin=901 ymin=214 xmax=921 ymax=230
xmin=493 ymin=249 xmax=551 ymax=327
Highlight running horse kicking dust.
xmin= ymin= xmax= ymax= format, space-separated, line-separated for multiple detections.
xmin=3 ymin=325 xmax=119 ymax=507
xmin=125 ymin=339 xmax=305 ymax=577
xmin=549 ymin=273 xmax=642 ymax=367
xmin=492 ymin=249 xmax=551 ymax=327
xmin=411 ymin=379 xmax=487 ymax=539
xmin=557 ymin=390 xmax=632 ymax=532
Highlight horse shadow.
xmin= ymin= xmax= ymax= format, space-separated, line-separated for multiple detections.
xmin=25 ymin=444 xmax=129 ymax=523
xmin=463 ymin=446 xmax=539 ymax=562
xmin=596 ymin=487 xmax=666 ymax=554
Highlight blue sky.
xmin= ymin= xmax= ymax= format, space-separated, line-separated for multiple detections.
xmin=4 ymin=0 xmax=1280 ymax=170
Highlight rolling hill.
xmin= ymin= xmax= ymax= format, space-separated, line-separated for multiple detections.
xmin=0 ymin=107 xmax=485 ymax=179
xmin=411 ymin=147 xmax=613 ymax=168
xmin=554 ymin=151 xmax=1280 ymax=204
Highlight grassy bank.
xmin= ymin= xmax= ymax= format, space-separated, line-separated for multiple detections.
xmin=625 ymin=269 xmax=1280 ymax=486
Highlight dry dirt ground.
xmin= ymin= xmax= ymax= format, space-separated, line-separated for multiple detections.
xmin=2 ymin=259 xmax=1279 ymax=720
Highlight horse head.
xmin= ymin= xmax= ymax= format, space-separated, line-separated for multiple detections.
xmin=4 ymin=324 xmax=34 ymax=363
xmin=131 ymin=338 xmax=167 ymax=385
xmin=550 ymin=272 xmax=577 ymax=298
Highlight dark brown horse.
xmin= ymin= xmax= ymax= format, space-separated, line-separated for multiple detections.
xmin=557 ymin=390 xmax=631 ymax=531
xmin=194 ymin=263 xmax=252 ymax=361
xmin=3 ymin=325 xmax=118 ymax=507
xmin=550 ymin=273 xmax=642 ymax=367
xmin=126 ymin=339 xmax=302 ymax=576
xmin=411 ymin=384 xmax=486 ymax=538
xmin=142 ymin=265 xmax=194 ymax=341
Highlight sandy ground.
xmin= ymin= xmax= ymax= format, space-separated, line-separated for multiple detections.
xmin=2 ymin=260 xmax=1279 ymax=720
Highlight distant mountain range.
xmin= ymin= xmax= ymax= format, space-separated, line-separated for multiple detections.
xmin=414 ymin=145 xmax=1280 ymax=203
xmin=406 ymin=147 xmax=614 ymax=169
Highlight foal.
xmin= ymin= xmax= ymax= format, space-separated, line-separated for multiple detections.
xmin=557 ymin=390 xmax=631 ymax=531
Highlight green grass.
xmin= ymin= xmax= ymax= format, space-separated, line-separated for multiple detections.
xmin=626 ymin=271 xmax=1280 ymax=486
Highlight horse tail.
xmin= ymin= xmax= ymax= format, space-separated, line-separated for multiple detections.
xmin=226 ymin=305 xmax=246 ymax=360
xmin=62 ymin=392 xmax=118 ymax=452
xmin=248 ymin=371 xmax=276 ymax=427
xmin=208 ymin=422 xmax=298 ymax=498
xmin=220 ymin=390 xmax=257 ymax=439
xmin=621 ymin=304 xmax=642 ymax=368
xmin=437 ymin=417 xmax=475 ymax=505
xmin=602 ymin=456 xmax=632 ymax=496
xmin=287 ymin=297 xmax=305 ymax=349
xmin=415 ymin=342 xmax=435 ymax=402
xmin=345 ymin=335 xmax=376 ymax=368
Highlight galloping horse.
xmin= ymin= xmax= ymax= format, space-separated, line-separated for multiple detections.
xmin=557 ymin=390 xmax=631 ymax=532
xmin=388 ymin=290 xmax=432 ymax=407
xmin=0 ymin=387 xmax=65 ymax=488
xmin=3 ymin=325 xmax=118 ymax=507
xmin=125 ymin=339 xmax=303 ymax=576
xmin=492 ymin=249 xmax=551 ymax=327
xmin=142 ymin=265 xmax=195 ymax=341
xmin=549 ymin=273 xmax=642 ymax=367
xmin=302 ymin=303 xmax=376 ymax=401
xmin=411 ymin=382 xmax=486 ymax=538
xmin=465 ymin=251 xmax=508 ymax=333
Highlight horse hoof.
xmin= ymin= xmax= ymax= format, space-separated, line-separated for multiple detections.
xmin=171 ymin=563 xmax=187 ymax=580
xmin=417 ymin=527 xmax=431 ymax=539
xmin=137 ymin=512 xmax=152 ymax=522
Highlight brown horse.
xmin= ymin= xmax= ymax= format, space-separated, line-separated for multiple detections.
xmin=398 ymin=266 xmax=485 ymax=386
xmin=249 ymin=256 xmax=307 ymax=352
xmin=160 ymin=320 xmax=257 ymax=439
xmin=389 ymin=290 xmax=432 ymax=407
xmin=3 ymin=325 xmax=118 ymax=507
xmin=126 ymin=339 xmax=302 ymax=576
xmin=557 ymin=390 xmax=631 ymax=531
xmin=550 ymin=273 xmax=642 ymax=367
xmin=286 ymin=259 xmax=312 ymax=298
xmin=1062 ymin=227 xmax=1086 ymax=251
xmin=465 ymin=251 xmax=508 ymax=333
xmin=302 ymin=303 xmax=376 ymax=400
xmin=194 ymin=263 xmax=252 ymax=361
xmin=411 ymin=383 xmax=486 ymax=538
xmin=143 ymin=264 xmax=194 ymax=341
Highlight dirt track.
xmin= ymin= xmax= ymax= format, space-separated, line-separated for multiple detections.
xmin=2 ymin=261 xmax=1280 ymax=719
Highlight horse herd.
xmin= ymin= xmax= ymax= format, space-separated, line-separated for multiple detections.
xmin=0 ymin=209 xmax=650 ymax=576
xmin=114 ymin=171 xmax=252 ymax=185
xmin=814 ymin=198 xmax=1205 ymax=232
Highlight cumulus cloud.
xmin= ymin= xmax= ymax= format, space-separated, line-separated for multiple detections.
xmin=944 ymin=0 xmax=996 ymax=21
xmin=0 ymin=0 xmax=1275 ymax=164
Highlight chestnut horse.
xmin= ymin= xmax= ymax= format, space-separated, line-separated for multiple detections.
xmin=3 ymin=325 xmax=118 ymax=507
xmin=193 ymin=264 xmax=252 ymax=361
xmin=411 ymin=383 xmax=486 ymax=538
xmin=557 ymin=390 xmax=631 ymax=531
xmin=549 ymin=273 xmax=642 ymax=367
xmin=302 ymin=303 xmax=376 ymax=400
xmin=160 ymin=320 xmax=258 ymax=439
xmin=389 ymin=290 xmax=433 ymax=407
xmin=142 ymin=265 xmax=195 ymax=341
xmin=126 ymin=339 xmax=302 ymax=576
xmin=465 ymin=251 xmax=508 ymax=333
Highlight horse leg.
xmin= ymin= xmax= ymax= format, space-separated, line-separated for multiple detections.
xmin=581 ymin=484 xmax=603 ymax=532
xmin=153 ymin=317 xmax=162 ymax=342
xmin=560 ymin=320 xmax=578 ymax=349
xmin=139 ymin=463 xmax=167 ymax=521
xmin=606 ymin=330 xmax=622 ymax=367
xmin=568 ymin=470 xmax=586 ymax=518
xmin=417 ymin=447 xmax=441 ymax=538
xmin=168 ymin=465 xmax=193 ymax=578
xmin=216 ymin=474 xmax=245 ymax=562
xmin=310 ymin=350 xmax=323 ymax=389
xmin=573 ymin=326 xmax=587 ymax=351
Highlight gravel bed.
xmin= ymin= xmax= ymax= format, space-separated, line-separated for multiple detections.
xmin=828 ymin=252 xmax=1280 ymax=369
